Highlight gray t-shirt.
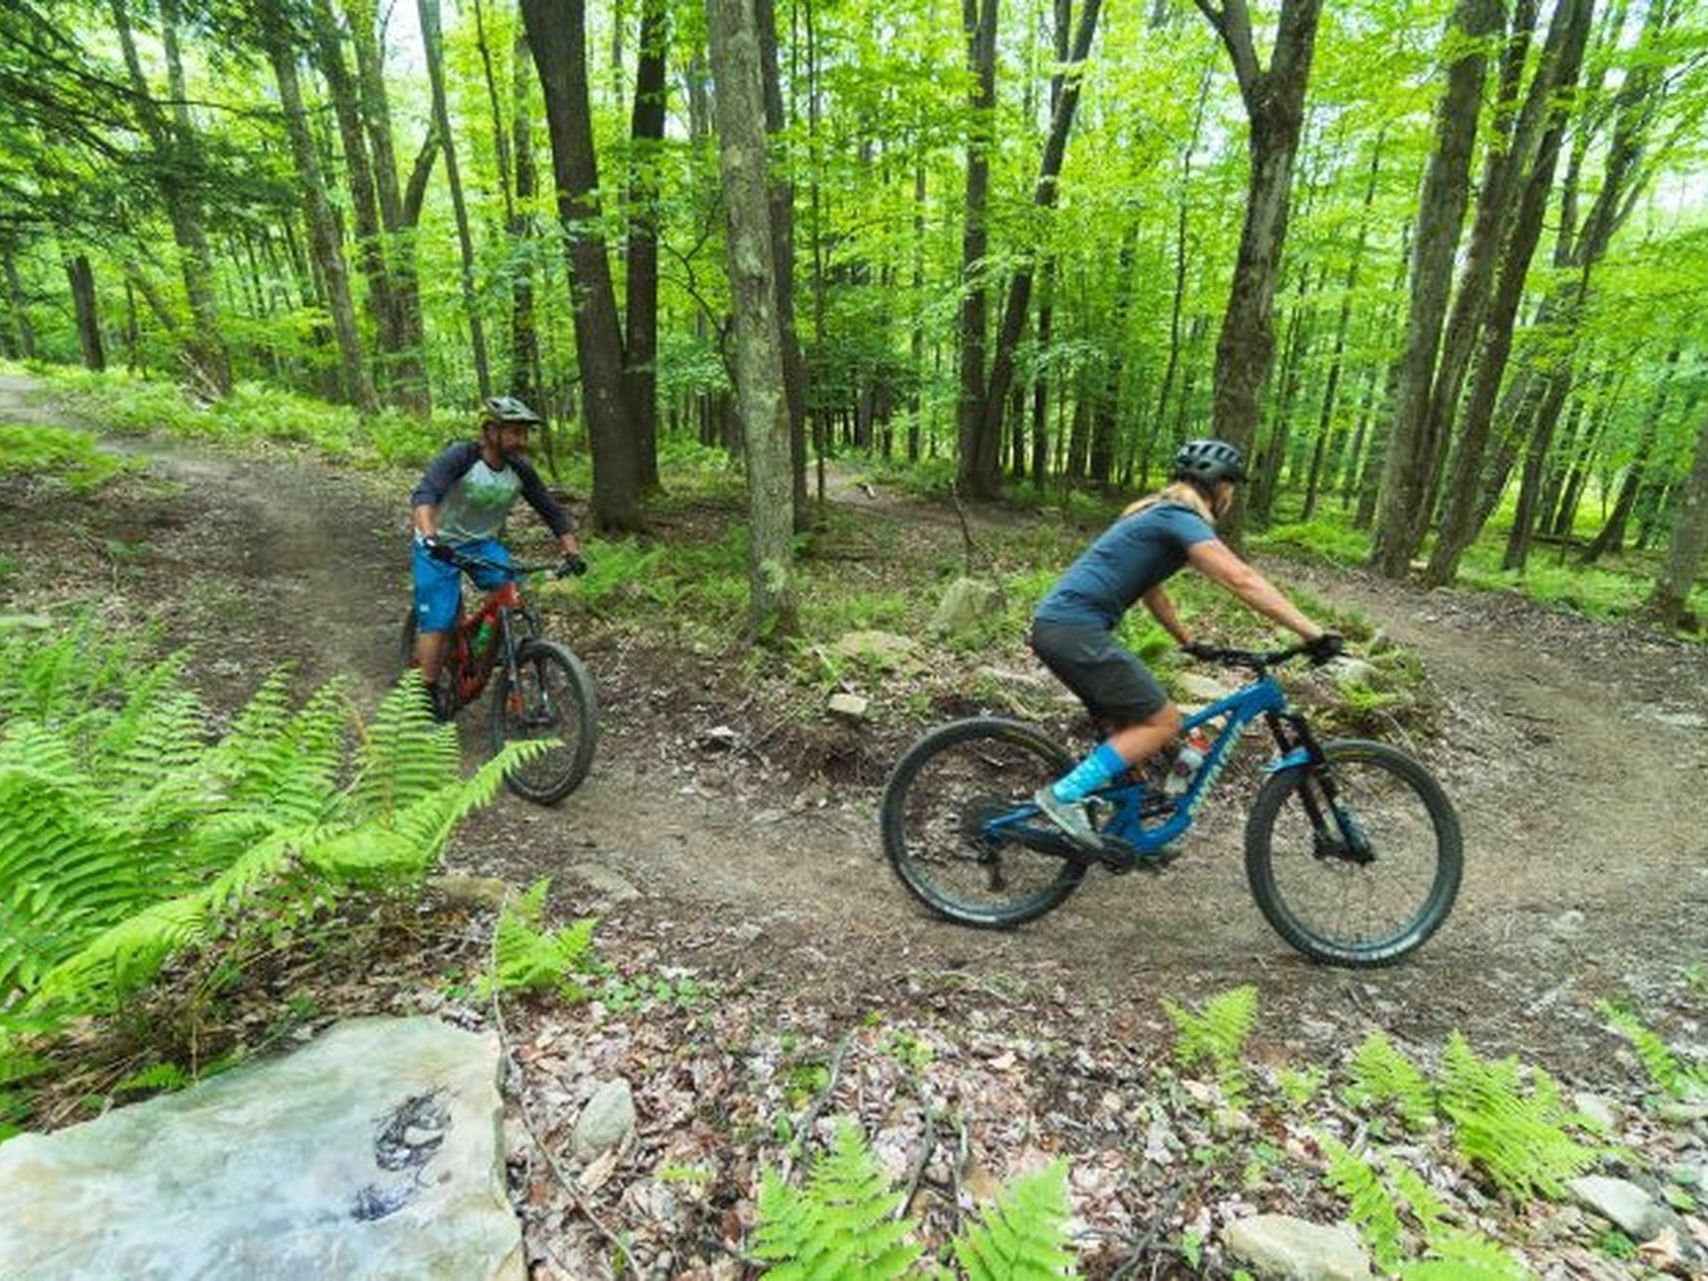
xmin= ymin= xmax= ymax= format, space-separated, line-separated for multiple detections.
xmin=1033 ymin=502 xmax=1218 ymax=629
xmin=410 ymin=442 xmax=570 ymax=545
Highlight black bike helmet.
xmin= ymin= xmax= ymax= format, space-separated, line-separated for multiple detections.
xmin=481 ymin=394 xmax=543 ymax=426
xmin=1171 ymin=438 xmax=1246 ymax=484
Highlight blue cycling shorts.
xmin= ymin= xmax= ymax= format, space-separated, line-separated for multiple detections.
xmin=412 ymin=537 xmax=513 ymax=633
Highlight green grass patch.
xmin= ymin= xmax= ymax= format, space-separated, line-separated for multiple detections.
xmin=0 ymin=423 xmax=133 ymax=493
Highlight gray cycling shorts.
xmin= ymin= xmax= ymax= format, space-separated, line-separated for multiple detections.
xmin=1029 ymin=621 xmax=1169 ymax=727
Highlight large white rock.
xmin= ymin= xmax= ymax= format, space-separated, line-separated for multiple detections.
xmin=0 ymin=1017 xmax=521 ymax=1281
xmin=931 ymin=576 xmax=1002 ymax=636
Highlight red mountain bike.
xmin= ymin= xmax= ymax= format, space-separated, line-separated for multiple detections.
xmin=401 ymin=550 xmax=598 ymax=804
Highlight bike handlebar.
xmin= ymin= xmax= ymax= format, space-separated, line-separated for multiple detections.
xmin=1183 ymin=638 xmax=1338 ymax=671
xmin=443 ymin=548 xmax=588 ymax=579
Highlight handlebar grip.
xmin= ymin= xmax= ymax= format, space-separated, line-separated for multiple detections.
xmin=559 ymin=554 xmax=589 ymax=577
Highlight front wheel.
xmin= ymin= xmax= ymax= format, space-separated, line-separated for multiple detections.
xmin=489 ymin=639 xmax=599 ymax=804
xmin=1245 ymin=739 xmax=1462 ymax=967
xmin=880 ymin=718 xmax=1085 ymax=928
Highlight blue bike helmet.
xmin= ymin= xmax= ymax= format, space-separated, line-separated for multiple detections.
xmin=1172 ymin=438 xmax=1246 ymax=484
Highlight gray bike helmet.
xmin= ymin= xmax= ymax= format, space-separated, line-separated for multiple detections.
xmin=481 ymin=394 xmax=543 ymax=426
xmin=1172 ymin=438 xmax=1246 ymax=484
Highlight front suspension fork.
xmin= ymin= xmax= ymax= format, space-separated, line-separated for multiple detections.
xmin=1264 ymin=713 xmax=1373 ymax=864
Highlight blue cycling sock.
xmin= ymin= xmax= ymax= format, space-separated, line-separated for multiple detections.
xmin=1050 ymin=742 xmax=1128 ymax=803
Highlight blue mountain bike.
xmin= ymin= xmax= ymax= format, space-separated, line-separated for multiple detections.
xmin=880 ymin=642 xmax=1462 ymax=966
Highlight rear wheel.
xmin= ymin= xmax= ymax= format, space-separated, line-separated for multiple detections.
xmin=399 ymin=608 xmax=458 ymax=722
xmin=1244 ymin=739 xmax=1461 ymax=966
xmin=489 ymin=639 xmax=599 ymax=804
xmin=880 ymin=718 xmax=1085 ymax=928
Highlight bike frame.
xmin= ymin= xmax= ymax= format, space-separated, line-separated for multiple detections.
xmin=447 ymin=579 xmax=524 ymax=706
xmin=990 ymin=668 xmax=1330 ymax=858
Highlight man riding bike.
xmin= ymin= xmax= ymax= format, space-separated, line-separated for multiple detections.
xmin=410 ymin=396 xmax=580 ymax=694
xmin=1029 ymin=438 xmax=1341 ymax=853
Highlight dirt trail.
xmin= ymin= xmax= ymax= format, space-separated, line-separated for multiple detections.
xmin=6 ymin=375 xmax=1706 ymax=1071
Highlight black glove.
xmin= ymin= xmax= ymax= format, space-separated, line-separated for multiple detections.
xmin=558 ymin=553 xmax=589 ymax=577
xmin=422 ymin=535 xmax=456 ymax=563
xmin=1180 ymin=640 xmax=1220 ymax=661
xmin=1305 ymin=631 xmax=1344 ymax=665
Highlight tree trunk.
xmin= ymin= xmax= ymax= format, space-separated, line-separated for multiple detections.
xmin=419 ymin=0 xmax=491 ymax=399
xmin=313 ymin=0 xmax=392 ymax=390
xmin=955 ymin=0 xmax=999 ymax=497
xmin=755 ymin=0 xmax=810 ymax=529
xmin=1423 ymin=0 xmax=1593 ymax=585
xmin=509 ymin=27 xmax=544 ymax=408
xmin=1089 ymin=220 xmax=1135 ymax=489
xmin=707 ymin=0 xmax=797 ymax=636
xmin=65 ymin=254 xmax=105 ymax=371
xmin=110 ymin=0 xmax=232 ymax=394
xmin=1582 ymin=346 xmax=1680 ymax=565
xmin=974 ymin=0 xmax=1103 ymax=497
xmin=521 ymin=0 xmax=640 ymax=531
xmin=259 ymin=0 xmax=377 ymax=413
xmin=1 ymin=246 xmax=35 ymax=359
xmin=1647 ymin=403 xmax=1708 ymax=628
xmin=1193 ymin=0 xmax=1324 ymax=549
xmin=624 ymin=0 xmax=668 ymax=493
xmin=1366 ymin=0 xmax=1499 ymax=576
xmin=345 ymin=0 xmax=431 ymax=413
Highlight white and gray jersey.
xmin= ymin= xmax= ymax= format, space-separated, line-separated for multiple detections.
xmin=410 ymin=442 xmax=572 ymax=544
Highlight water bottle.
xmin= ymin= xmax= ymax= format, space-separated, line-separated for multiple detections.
xmin=1162 ymin=730 xmax=1211 ymax=796
xmin=472 ymin=618 xmax=495 ymax=659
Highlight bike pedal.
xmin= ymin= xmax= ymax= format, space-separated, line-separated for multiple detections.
xmin=1135 ymin=844 xmax=1184 ymax=874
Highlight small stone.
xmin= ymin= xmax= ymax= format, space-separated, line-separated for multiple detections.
xmin=563 ymin=862 xmax=641 ymax=904
xmin=931 ymin=577 xmax=1002 ymax=636
xmin=429 ymin=874 xmax=512 ymax=910
xmin=1572 ymin=1092 xmax=1619 ymax=1132
xmin=1568 ymin=1176 xmax=1666 ymax=1239
xmin=828 ymin=692 xmax=869 ymax=719
xmin=572 ymin=1079 xmax=636 ymax=1163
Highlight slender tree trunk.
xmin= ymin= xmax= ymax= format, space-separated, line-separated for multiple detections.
xmin=110 ymin=0 xmax=232 ymax=394
xmin=755 ymin=0 xmax=809 ymax=529
xmin=910 ymin=157 xmax=927 ymax=465
xmin=259 ymin=0 xmax=377 ymax=413
xmin=974 ymin=0 xmax=1103 ymax=497
xmin=521 ymin=0 xmax=640 ymax=531
xmin=1089 ymin=219 xmax=1135 ymax=488
xmin=1193 ymin=0 xmax=1324 ymax=548
xmin=346 ymin=0 xmax=430 ymax=413
xmin=65 ymin=254 xmax=105 ymax=371
xmin=1367 ymin=0 xmax=1499 ymax=576
xmin=1150 ymin=69 xmax=1213 ymax=490
xmin=624 ymin=0 xmax=669 ymax=492
xmin=1582 ymin=346 xmax=1680 ymax=565
xmin=419 ymin=0 xmax=491 ymax=399
xmin=509 ymin=28 xmax=544 ymax=407
xmin=1 ymin=247 xmax=35 ymax=359
xmin=707 ymin=0 xmax=797 ymax=635
xmin=1027 ymin=0 xmax=1073 ymax=489
xmin=955 ymin=0 xmax=999 ymax=497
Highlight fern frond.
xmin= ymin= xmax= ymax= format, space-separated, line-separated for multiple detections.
xmin=1599 ymin=1002 xmax=1703 ymax=1100
xmin=1318 ymin=1134 xmax=1405 ymax=1272
xmin=348 ymin=673 xmax=461 ymax=822
xmin=953 ymin=1159 xmax=1078 ymax=1280
xmin=27 ymin=895 xmax=211 ymax=1014
xmin=1384 ymin=1158 xmax=1448 ymax=1243
xmin=1345 ymin=1030 xmax=1435 ymax=1131
xmin=92 ymin=653 xmax=197 ymax=783
xmin=114 ymin=1061 xmax=192 ymax=1093
xmin=1399 ymin=1228 xmax=1532 ymax=1279
xmin=1165 ymin=985 xmax=1257 ymax=1104
xmin=1438 ymin=1034 xmax=1599 ymax=1201
xmin=481 ymin=879 xmax=598 ymax=999
xmin=753 ymin=1120 xmax=923 ymax=1280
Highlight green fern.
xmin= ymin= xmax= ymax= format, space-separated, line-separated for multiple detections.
xmin=1599 ymin=1002 xmax=1706 ymax=1100
xmin=1165 ymin=985 xmax=1258 ymax=1104
xmin=1318 ymin=1134 xmax=1405 ymax=1273
xmin=1437 ymin=1034 xmax=1599 ymax=1201
xmin=753 ymin=1120 xmax=925 ymax=1280
xmin=481 ymin=878 xmax=599 ymax=1000
xmin=954 ymin=1160 xmax=1079 ymax=1280
xmin=114 ymin=1061 xmax=192 ymax=1093
xmin=1398 ymin=1228 xmax=1532 ymax=1279
xmin=1345 ymin=1031 xmax=1436 ymax=1131
xmin=1384 ymin=1159 xmax=1448 ymax=1243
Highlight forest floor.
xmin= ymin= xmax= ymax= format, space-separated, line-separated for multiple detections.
xmin=5 ymin=372 xmax=1708 ymax=1278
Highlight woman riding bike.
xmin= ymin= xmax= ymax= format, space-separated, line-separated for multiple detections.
xmin=409 ymin=396 xmax=581 ymax=701
xmin=1029 ymin=438 xmax=1341 ymax=853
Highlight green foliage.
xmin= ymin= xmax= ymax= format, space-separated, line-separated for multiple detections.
xmin=753 ymin=1120 xmax=926 ymax=1280
xmin=1165 ymin=985 xmax=1258 ymax=1106
xmin=753 ymin=1120 xmax=1080 ymax=1280
xmin=1253 ymin=517 xmax=1372 ymax=566
xmin=1397 ymin=1229 xmax=1532 ymax=1279
xmin=0 ymin=423 xmax=133 ymax=491
xmin=0 ymin=618 xmax=533 ymax=1045
xmin=1598 ymin=1001 xmax=1708 ymax=1100
xmin=953 ymin=1160 xmax=1078 ymax=1280
xmin=482 ymin=878 xmax=598 ymax=1000
xmin=1436 ymin=1035 xmax=1600 ymax=1201
xmin=1345 ymin=1031 xmax=1436 ymax=1132
xmin=1319 ymin=1134 xmax=1406 ymax=1272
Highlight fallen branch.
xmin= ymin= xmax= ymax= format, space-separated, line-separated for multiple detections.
xmin=783 ymin=1029 xmax=856 ymax=1184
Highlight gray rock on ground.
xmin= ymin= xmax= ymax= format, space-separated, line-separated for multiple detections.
xmin=0 ymin=1017 xmax=520 ymax=1281
xmin=931 ymin=576 xmax=1002 ymax=637
xmin=572 ymin=1078 xmax=637 ymax=1163
xmin=1222 ymin=1214 xmax=1371 ymax=1281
